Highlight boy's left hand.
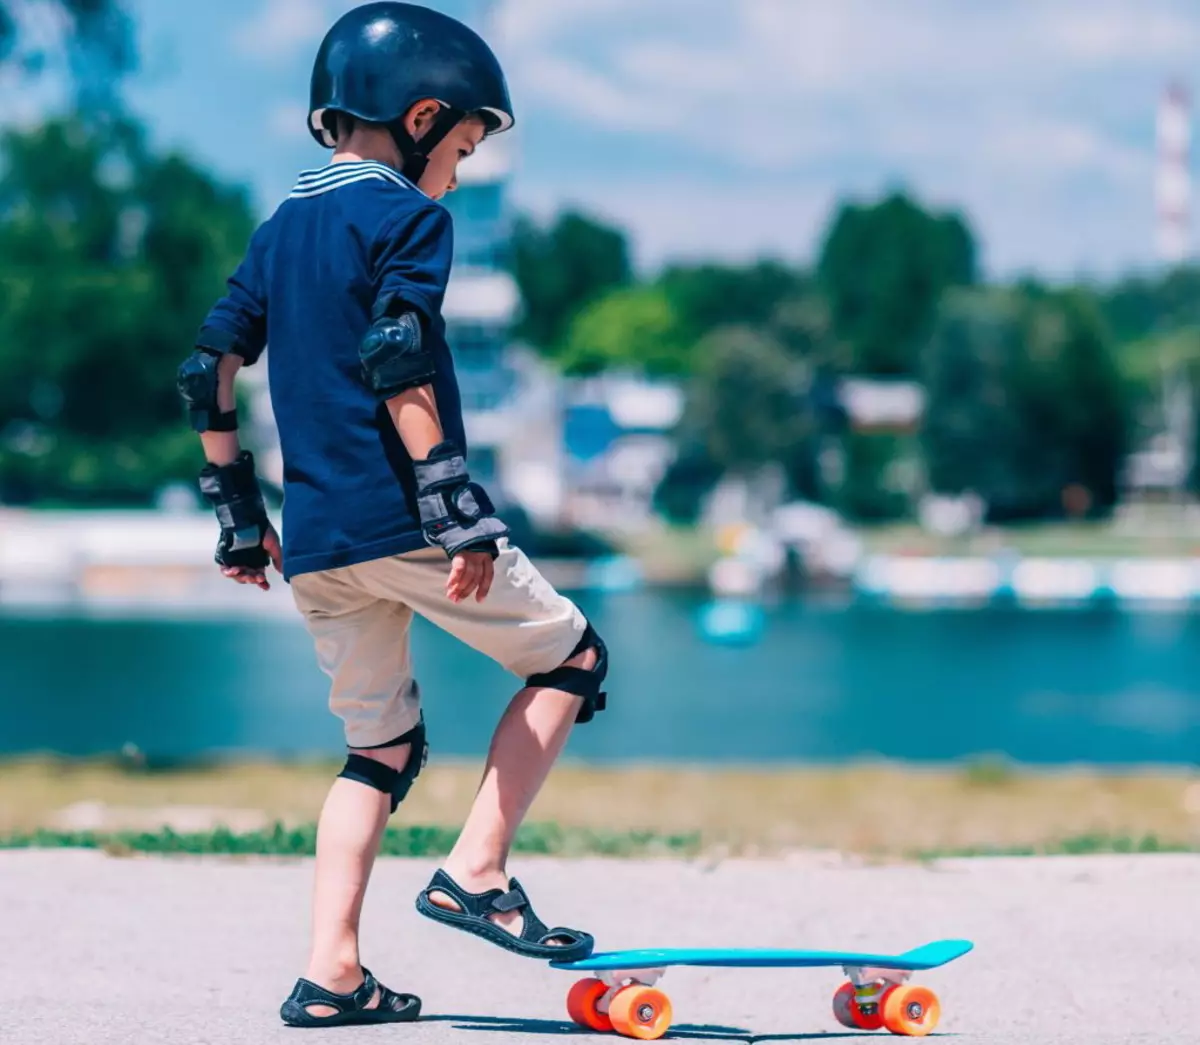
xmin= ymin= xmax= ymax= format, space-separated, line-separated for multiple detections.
xmin=447 ymin=549 xmax=494 ymax=603
xmin=222 ymin=526 xmax=284 ymax=591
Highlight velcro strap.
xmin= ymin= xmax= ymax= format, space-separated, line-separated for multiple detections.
xmin=416 ymin=452 xmax=468 ymax=488
xmin=491 ymin=888 xmax=528 ymax=913
xmin=195 ymin=326 xmax=243 ymax=355
xmin=526 ymin=665 xmax=600 ymax=698
xmin=339 ymin=754 xmax=400 ymax=794
xmin=206 ymin=409 xmax=238 ymax=432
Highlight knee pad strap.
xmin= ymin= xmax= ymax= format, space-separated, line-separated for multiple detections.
xmin=525 ymin=622 xmax=609 ymax=725
xmin=338 ymin=717 xmax=428 ymax=813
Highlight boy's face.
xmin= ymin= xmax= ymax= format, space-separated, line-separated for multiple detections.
xmin=416 ymin=113 xmax=487 ymax=200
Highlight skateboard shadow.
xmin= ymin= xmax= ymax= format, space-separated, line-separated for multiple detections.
xmin=424 ymin=1014 xmax=870 ymax=1041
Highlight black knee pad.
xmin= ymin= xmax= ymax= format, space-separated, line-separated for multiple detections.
xmin=338 ymin=716 xmax=428 ymax=813
xmin=524 ymin=622 xmax=609 ymax=724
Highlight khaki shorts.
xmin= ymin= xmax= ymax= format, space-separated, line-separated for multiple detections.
xmin=291 ymin=540 xmax=587 ymax=748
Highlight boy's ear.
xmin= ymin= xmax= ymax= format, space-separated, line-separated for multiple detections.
xmin=404 ymin=99 xmax=443 ymax=138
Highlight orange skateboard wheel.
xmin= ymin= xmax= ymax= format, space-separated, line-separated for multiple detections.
xmin=881 ymin=984 xmax=941 ymax=1037
xmin=566 ymin=977 xmax=613 ymax=1032
xmin=608 ymin=985 xmax=673 ymax=1040
xmin=848 ymin=983 xmax=889 ymax=1031
xmin=832 ymin=982 xmax=863 ymax=1029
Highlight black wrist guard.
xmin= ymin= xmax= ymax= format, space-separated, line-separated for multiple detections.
xmin=198 ymin=451 xmax=270 ymax=569
xmin=413 ymin=441 xmax=510 ymax=558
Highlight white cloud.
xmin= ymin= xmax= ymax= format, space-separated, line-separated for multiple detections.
xmin=232 ymin=0 xmax=333 ymax=61
xmin=495 ymin=0 xmax=1197 ymax=274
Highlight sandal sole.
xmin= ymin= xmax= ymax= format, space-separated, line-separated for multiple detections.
xmin=280 ymin=999 xmax=421 ymax=1027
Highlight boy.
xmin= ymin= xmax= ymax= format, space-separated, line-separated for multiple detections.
xmin=176 ymin=2 xmax=607 ymax=1027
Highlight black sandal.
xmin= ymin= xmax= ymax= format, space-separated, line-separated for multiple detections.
xmin=415 ymin=868 xmax=594 ymax=962
xmin=279 ymin=967 xmax=421 ymax=1027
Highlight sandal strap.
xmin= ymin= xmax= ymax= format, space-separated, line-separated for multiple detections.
xmin=377 ymin=983 xmax=419 ymax=1013
xmin=425 ymin=869 xmax=589 ymax=948
xmin=491 ymin=886 xmax=530 ymax=913
xmin=287 ymin=969 xmax=378 ymax=1014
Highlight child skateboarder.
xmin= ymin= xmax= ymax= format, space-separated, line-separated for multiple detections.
xmin=176 ymin=2 xmax=608 ymax=1026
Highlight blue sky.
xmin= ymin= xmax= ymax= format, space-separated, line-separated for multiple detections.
xmin=22 ymin=0 xmax=1200 ymax=277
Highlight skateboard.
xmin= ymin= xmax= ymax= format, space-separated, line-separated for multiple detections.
xmin=552 ymin=938 xmax=973 ymax=1040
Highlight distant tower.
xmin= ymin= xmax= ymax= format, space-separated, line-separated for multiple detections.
xmin=1156 ymin=82 xmax=1192 ymax=267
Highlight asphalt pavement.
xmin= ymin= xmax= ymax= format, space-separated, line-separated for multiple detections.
xmin=2 ymin=849 xmax=1195 ymax=1043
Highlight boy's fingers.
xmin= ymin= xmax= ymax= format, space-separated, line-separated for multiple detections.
xmin=456 ymin=558 xmax=481 ymax=600
xmin=264 ymin=530 xmax=284 ymax=573
xmin=475 ymin=558 xmax=494 ymax=601
xmin=447 ymin=556 xmax=469 ymax=600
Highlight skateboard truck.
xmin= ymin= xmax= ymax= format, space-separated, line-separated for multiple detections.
xmin=587 ymin=965 xmax=666 ymax=1016
xmin=844 ymin=963 xmax=913 ymax=1015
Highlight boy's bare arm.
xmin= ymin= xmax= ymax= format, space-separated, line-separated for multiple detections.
xmin=199 ymin=354 xmax=245 ymax=466
xmin=384 ymin=384 xmax=444 ymax=460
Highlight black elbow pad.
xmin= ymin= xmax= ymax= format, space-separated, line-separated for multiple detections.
xmin=359 ymin=311 xmax=435 ymax=398
xmin=177 ymin=347 xmax=238 ymax=433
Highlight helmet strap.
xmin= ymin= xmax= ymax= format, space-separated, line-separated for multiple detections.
xmin=388 ymin=105 xmax=465 ymax=184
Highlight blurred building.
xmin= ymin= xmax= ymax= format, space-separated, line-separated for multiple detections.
xmin=438 ymin=140 xmax=522 ymax=493
xmin=560 ymin=374 xmax=684 ymax=531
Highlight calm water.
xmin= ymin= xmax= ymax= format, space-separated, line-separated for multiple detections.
xmin=2 ymin=593 xmax=1199 ymax=764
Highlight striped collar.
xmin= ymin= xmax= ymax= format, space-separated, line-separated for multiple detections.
xmin=289 ymin=160 xmax=423 ymax=199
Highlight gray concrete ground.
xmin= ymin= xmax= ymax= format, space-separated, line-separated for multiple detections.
xmin=2 ymin=850 xmax=1196 ymax=1043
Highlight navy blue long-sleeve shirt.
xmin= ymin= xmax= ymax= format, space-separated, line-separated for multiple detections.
xmin=198 ymin=160 xmax=466 ymax=580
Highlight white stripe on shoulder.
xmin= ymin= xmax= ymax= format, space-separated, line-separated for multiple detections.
xmin=290 ymin=161 xmax=415 ymax=199
xmin=297 ymin=161 xmax=406 ymax=184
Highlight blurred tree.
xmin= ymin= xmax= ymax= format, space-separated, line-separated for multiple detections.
xmin=652 ymin=442 xmax=723 ymax=525
xmin=558 ymin=286 xmax=689 ymax=376
xmin=0 ymin=0 xmax=135 ymax=111
xmin=921 ymin=289 xmax=1023 ymax=501
xmin=658 ymin=260 xmax=807 ymax=345
xmin=922 ymin=287 xmax=1129 ymax=520
xmin=0 ymin=117 xmax=257 ymax=504
xmin=835 ymin=432 xmax=912 ymax=522
xmin=818 ymin=191 xmax=976 ymax=375
xmin=1100 ymin=266 xmax=1200 ymax=344
xmin=511 ymin=210 xmax=631 ymax=353
xmin=677 ymin=326 xmax=814 ymax=477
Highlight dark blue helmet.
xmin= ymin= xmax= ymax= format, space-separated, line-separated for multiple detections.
xmin=309 ymin=2 xmax=514 ymax=182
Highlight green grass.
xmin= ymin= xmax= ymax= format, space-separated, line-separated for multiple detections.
xmin=5 ymin=757 xmax=1198 ymax=858
xmin=912 ymin=833 xmax=1198 ymax=860
xmin=4 ymin=825 xmax=1192 ymax=862
xmin=0 ymin=822 xmax=704 ymax=858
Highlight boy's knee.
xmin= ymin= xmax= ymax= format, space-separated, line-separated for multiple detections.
xmin=525 ymin=622 xmax=609 ymax=725
xmin=561 ymin=644 xmax=598 ymax=673
xmin=338 ymin=716 xmax=429 ymax=812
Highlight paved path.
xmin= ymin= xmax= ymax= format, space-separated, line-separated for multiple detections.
xmin=2 ymin=850 xmax=1195 ymax=1043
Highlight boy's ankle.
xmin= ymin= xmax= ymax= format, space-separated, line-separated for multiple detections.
xmin=305 ymin=955 xmax=364 ymax=990
xmin=442 ymin=853 xmax=507 ymax=884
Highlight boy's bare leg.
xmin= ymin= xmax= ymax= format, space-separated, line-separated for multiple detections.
xmin=302 ymin=742 xmax=411 ymax=1017
xmin=428 ymin=646 xmax=596 ymax=939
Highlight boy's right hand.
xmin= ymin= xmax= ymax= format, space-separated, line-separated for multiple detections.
xmin=412 ymin=440 xmax=510 ymax=559
xmin=446 ymin=549 xmax=494 ymax=603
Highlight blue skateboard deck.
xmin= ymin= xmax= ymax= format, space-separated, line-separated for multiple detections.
xmin=552 ymin=937 xmax=973 ymax=973
xmin=554 ymin=939 xmax=972 ymax=1038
